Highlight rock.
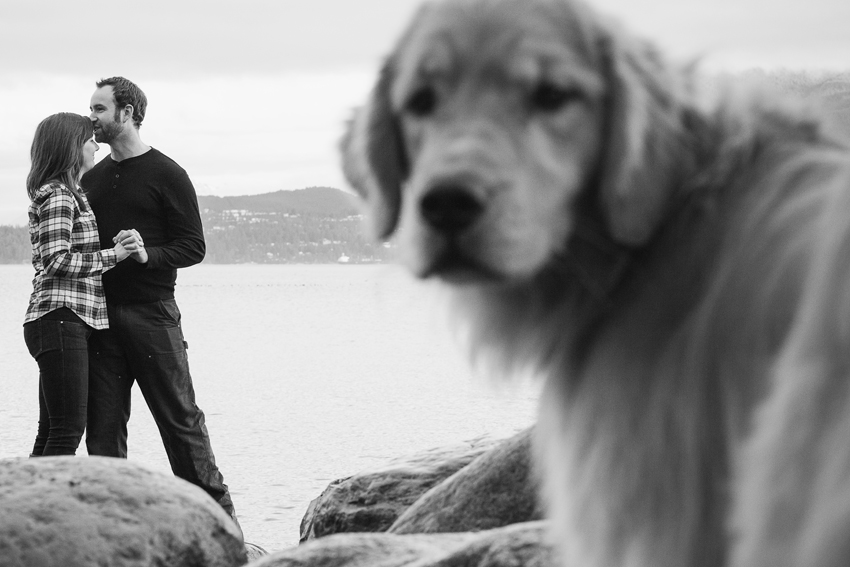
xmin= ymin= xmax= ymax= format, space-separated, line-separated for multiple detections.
xmin=245 ymin=542 xmax=269 ymax=561
xmin=246 ymin=521 xmax=555 ymax=567
xmin=0 ymin=456 xmax=247 ymax=567
xmin=292 ymin=429 xmax=544 ymax=565
xmin=299 ymin=435 xmax=502 ymax=541
xmin=389 ymin=427 xmax=542 ymax=534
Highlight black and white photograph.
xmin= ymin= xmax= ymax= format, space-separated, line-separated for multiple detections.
xmin=1 ymin=0 xmax=849 ymax=565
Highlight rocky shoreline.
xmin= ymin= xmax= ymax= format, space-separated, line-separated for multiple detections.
xmin=1 ymin=427 xmax=549 ymax=566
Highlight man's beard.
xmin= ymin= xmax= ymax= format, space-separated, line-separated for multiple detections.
xmin=95 ymin=120 xmax=122 ymax=144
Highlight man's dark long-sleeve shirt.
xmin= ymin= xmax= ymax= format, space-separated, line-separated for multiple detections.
xmin=82 ymin=148 xmax=205 ymax=304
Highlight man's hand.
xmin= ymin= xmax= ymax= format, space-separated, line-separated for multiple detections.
xmin=114 ymin=229 xmax=149 ymax=264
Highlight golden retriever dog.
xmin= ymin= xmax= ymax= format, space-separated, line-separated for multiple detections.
xmin=340 ymin=0 xmax=850 ymax=566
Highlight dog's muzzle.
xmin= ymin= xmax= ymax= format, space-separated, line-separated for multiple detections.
xmin=414 ymin=184 xmax=505 ymax=283
xmin=419 ymin=185 xmax=485 ymax=234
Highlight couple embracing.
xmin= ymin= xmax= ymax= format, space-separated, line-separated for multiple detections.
xmin=23 ymin=77 xmax=240 ymax=532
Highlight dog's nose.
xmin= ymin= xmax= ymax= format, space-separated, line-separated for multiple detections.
xmin=420 ymin=186 xmax=484 ymax=233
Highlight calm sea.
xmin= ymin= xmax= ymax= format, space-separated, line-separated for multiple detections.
xmin=0 ymin=264 xmax=540 ymax=551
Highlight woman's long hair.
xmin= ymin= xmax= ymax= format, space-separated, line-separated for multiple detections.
xmin=26 ymin=113 xmax=93 ymax=207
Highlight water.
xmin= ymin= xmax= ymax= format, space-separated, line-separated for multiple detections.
xmin=0 ymin=264 xmax=540 ymax=551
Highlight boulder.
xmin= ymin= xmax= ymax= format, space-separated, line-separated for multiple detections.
xmin=245 ymin=542 xmax=269 ymax=561
xmin=299 ymin=435 xmax=502 ymax=540
xmin=389 ymin=427 xmax=541 ymax=534
xmin=247 ymin=521 xmax=555 ymax=567
xmin=0 ymin=456 xmax=247 ymax=567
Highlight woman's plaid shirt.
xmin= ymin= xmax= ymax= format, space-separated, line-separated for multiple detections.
xmin=24 ymin=182 xmax=118 ymax=329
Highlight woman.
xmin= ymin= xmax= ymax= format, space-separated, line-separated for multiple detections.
xmin=24 ymin=112 xmax=142 ymax=456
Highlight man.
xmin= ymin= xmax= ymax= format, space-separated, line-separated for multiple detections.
xmin=82 ymin=76 xmax=239 ymax=531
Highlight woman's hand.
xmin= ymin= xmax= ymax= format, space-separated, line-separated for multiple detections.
xmin=113 ymin=239 xmax=130 ymax=262
xmin=113 ymin=229 xmax=149 ymax=264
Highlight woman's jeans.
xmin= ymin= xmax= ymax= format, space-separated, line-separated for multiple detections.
xmin=23 ymin=308 xmax=92 ymax=456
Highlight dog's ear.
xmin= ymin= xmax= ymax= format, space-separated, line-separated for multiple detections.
xmin=596 ymin=33 xmax=691 ymax=246
xmin=341 ymin=62 xmax=408 ymax=240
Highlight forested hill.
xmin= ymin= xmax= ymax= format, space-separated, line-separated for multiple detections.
xmin=0 ymin=187 xmax=394 ymax=264
xmin=197 ymin=187 xmax=393 ymax=264
xmin=199 ymin=186 xmax=360 ymax=217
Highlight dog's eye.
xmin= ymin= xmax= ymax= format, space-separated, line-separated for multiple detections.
xmin=530 ymin=83 xmax=581 ymax=112
xmin=404 ymin=87 xmax=438 ymax=117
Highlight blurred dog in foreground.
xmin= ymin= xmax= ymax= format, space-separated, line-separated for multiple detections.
xmin=341 ymin=0 xmax=850 ymax=565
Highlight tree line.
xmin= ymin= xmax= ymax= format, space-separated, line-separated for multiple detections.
xmin=0 ymin=226 xmax=30 ymax=264
xmin=201 ymin=211 xmax=393 ymax=264
xmin=0 ymin=212 xmax=393 ymax=265
xmin=1 ymin=187 xmax=395 ymax=265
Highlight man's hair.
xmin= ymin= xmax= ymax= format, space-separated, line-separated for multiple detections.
xmin=97 ymin=76 xmax=147 ymax=128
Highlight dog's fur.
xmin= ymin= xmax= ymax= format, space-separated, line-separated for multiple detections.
xmin=340 ymin=0 xmax=850 ymax=565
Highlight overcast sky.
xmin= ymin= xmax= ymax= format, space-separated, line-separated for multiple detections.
xmin=2 ymin=0 xmax=849 ymax=224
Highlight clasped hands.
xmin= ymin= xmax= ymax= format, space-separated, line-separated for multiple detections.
xmin=113 ymin=229 xmax=149 ymax=264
